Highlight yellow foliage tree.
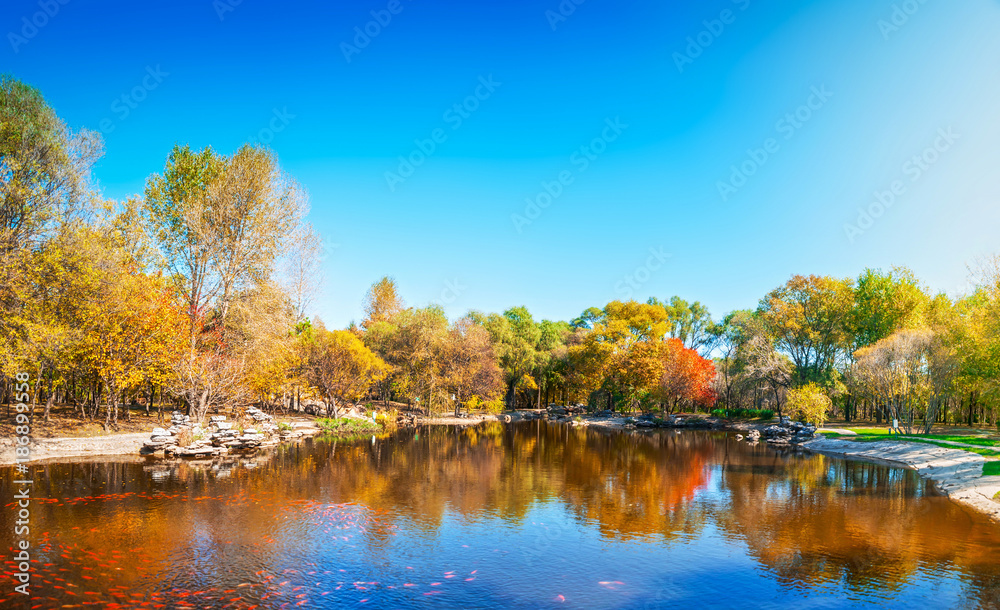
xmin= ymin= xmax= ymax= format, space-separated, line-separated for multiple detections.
xmin=305 ymin=326 xmax=389 ymax=418
xmin=785 ymin=383 xmax=832 ymax=427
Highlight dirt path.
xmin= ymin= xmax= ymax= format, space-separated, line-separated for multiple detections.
xmin=804 ymin=436 xmax=1000 ymax=522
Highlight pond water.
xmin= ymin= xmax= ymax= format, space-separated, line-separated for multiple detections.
xmin=3 ymin=421 xmax=1000 ymax=609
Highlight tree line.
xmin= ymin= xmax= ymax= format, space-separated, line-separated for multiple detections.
xmin=2 ymin=75 xmax=999 ymax=431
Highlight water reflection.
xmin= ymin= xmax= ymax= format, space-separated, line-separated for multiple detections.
xmin=2 ymin=422 xmax=999 ymax=608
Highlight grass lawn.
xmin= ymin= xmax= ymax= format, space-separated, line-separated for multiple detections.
xmin=834 ymin=427 xmax=1000 ymax=448
xmin=821 ymin=430 xmax=1000 ymax=476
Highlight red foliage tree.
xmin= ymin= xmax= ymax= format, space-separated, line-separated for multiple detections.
xmin=656 ymin=338 xmax=717 ymax=411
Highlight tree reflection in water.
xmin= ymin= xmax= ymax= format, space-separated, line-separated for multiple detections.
xmin=3 ymin=422 xmax=1000 ymax=608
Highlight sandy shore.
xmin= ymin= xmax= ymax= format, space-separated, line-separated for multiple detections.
xmin=803 ymin=436 xmax=1000 ymax=521
xmin=0 ymin=420 xmax=325 ymax=466
xmin=0 ymin=433 xmax=150 ymax=465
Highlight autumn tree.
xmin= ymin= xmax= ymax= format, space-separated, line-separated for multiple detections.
xmin=143 ymin=144 xmax=311 ymax=418
xmin=440 ymin=317 xmax=503 ymax=415
xmin=475 ymin=306 xmax=543 ymax=409
xmin=785 ymin=383 xmax=831 ymax=426
xmin=655 ymin=338 xmax=717 ymax=412
xmin=304 ymin=324 xmax=389 ymax=418
xmin=0 ymin=76 xmax=101 ymax=388
xmin=851 ymin=267 xmax=926 ymax=350
xmin=81 ymin=265 xmax=184 ymax=429
xmin=849 ymin=329 xmax=957 ymax=433
xmin=362 ymin=276 xmax=404 ymax=329
xmin=759 ymin=275 xmax=854 ymax=386
xmin=649 ymin=296 xmax=716 ymax=355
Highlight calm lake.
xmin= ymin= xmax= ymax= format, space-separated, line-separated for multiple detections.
xmin=3 ymin=421 xmax=1000 ymax=609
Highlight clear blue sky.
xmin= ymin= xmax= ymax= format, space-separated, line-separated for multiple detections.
xmin=6 ymin=0 xmax=1000 ymax=327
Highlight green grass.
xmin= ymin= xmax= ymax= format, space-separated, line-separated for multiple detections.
xmin=983 ymin=462 xmax=1000 ymax=477
xmin=829 ymin=433 xmax=1000 ymax=459
xmin=711 ymin=408 xmax=774 ymax=420
xmin=837 ymin=428 xmax=1000 ymax=448
xmin=845 ymin=427 xmax=895 ymax=435
xmin=909 ymin=435 xmax=1000 ymax=447
xmin=316 ymin=417 xmax=379 ymax=437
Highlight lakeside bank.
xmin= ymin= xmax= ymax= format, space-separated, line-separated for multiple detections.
xmin=802 ymin=435 xmax=1000 ymax=522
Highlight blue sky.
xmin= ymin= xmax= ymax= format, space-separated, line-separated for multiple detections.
xmin=5 ymin=0 xmax=1000 ymax=327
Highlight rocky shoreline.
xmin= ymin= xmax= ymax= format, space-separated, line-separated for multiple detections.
xmin=499 ymin=406 xmax=820 ymax=446
xmin=140 ymin=408 xmax=321 ymax=458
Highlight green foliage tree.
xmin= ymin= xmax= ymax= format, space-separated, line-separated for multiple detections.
xmin=759 ymin=275 xmax=854 ymax=386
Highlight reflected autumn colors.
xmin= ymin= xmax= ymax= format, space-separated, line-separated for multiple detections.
xmin=3 ymin=422 xmax=1000 ymax=608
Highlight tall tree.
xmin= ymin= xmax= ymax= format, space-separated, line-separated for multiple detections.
xmin=440 ymin=317 xmax=503 ymax=415
xmin=759 ymin=274 xmax=854 ymax=385
xmin=362 ymin=276 xmax=404 ymax=329
xmin=475 ymin=306 xmax=542 ymax=409
xmin=851 ymin=267 xmax=926 ymax=350
xmin=649 ymin=296 xmax=716 ymax=355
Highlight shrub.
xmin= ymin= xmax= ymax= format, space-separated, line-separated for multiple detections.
xmin=316 ymin=417 xmax=378 ymax=435
xmin=371 ymin=409 xmax=398 ymax=430
xmin=466 ymin=395 xmax=505 ymax=415
xmin=711 ymin=408 xmax=774 ymax=420
xmin=175 ymin=428 xmax=194 ymax=447
xmin=785 ymin=383 xmax=832 ymax=427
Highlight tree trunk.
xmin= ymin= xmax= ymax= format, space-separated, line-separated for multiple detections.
xmin=43 ymin=391 xmax=55 ymax=423
xmin=504 ymin=380 xmax=517 ymax=411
